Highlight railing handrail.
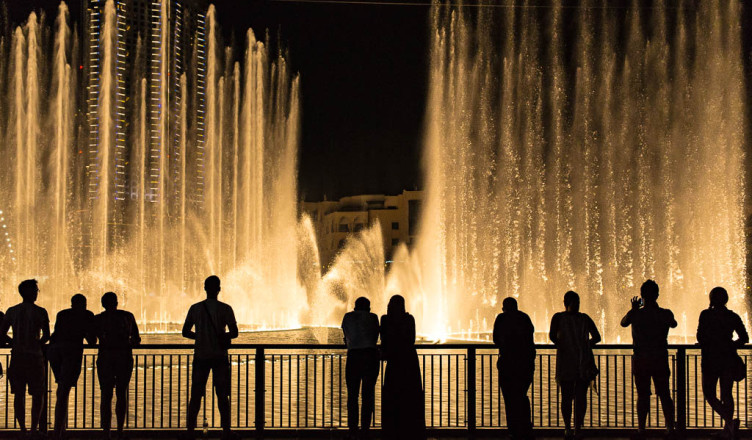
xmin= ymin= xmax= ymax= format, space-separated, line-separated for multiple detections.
xmin=37 ymin=343 xmax=752 ymax=350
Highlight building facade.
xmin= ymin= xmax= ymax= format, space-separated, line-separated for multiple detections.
xmin=303 ymin=190 xmax=423 ymax=268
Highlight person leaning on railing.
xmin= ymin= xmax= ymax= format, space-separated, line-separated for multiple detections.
xmin=697 ymin=287 xmax=749 ymax=440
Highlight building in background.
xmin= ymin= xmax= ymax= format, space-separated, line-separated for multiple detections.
xmin=303 ymin=190 xmax=423 ymax=268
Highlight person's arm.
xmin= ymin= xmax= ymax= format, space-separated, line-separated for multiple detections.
xmin=341 ymin=315 xmax=348 ymax=346
xmin=84 ymin=313 xmax=97 ymax=345
xmin=587 ymin=315 xmax=601 ymax=347
xmin=408 ymin=315 xmax=416 ymax=345
xmin=40 ymin=311 xmax=51 ymax=346
xmin=549 ymin=314 xmax=559 ymax=344
xmin=696 ymin=310 xmax=707 ymax=345
xmin=130 ymin=313 xmax=141 ymax=347
xmin=668 ymin=310 xmax=678 ymax=329
xmin=371 ymin=313 xmax=380 ymax=345
xmin=733 ymin=314 xmax=749 ymax=348
xmin=492 ymin=314 xmax=503 ymax=347
xmin=182 ymin=308 xmax=196 ymax=340
xmin=226 ymin=307 xmax=239 ymax=340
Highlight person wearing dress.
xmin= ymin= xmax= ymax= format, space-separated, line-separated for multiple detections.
xmin=549 ymin=291 xmax=601 ymax=439
xmin=380 ymin=295 xmax=426 ymax=440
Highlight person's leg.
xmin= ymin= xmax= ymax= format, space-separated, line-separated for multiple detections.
xmin=55 ymin=384 xmax=73 ymax=437
xmin=211 ymin=358 xmax=232 ymax=436
xmin=360 ymin=350 xmax=380 ymax=433
xmin=574 ymin=380 xmax=589 ymax=431
xmin=98 ymin=357 xmax=116 ymax=437
xmin=652 ymin=374 xmax=675 ymax=430
xmin=718 ymin=374 xmax=735 ymax=429
xmin=345 ymin=351 xmax=363 ymax=433
xmin=560 ymin=380 xmax=575 ymax=431
xmin=114 ymin=357 xmax=134 ymax=435
xmin=500 ymin=375 xmax=518 ymax=438
xmin=187 ymin=358 xmax=212 ymax=434
xmin=701 ymin=371 xmax=726 ymax=421
xmin=634 ymin=371 xmax=652 ymax=432
xmin=13 ymin=384 xmax=27 ymax=433
xmin=30 ymin=386 xmax=47 ymax=434
xmin=519 ymin=374 xmax=533 ymax=439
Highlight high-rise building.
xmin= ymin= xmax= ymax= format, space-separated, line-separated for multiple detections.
xmin=82 ymin=0 xmax=209 ymax=208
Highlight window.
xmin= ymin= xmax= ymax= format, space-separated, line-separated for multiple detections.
xmin=354 ymin=223 xmax=365 ymax=232
xmin=391 ymin=222 xmax=399 ymax=230
xmin=391 ymin=239 xmax=399 ymax=246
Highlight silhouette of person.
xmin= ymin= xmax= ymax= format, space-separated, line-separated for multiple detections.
xmin=94 ymin=291 xmax=140 ymax=439
xmin=620 ymin=280 xmax=676 ymax=436
xmin=697 ymin=287 xmax=749 ymax=439
xmin=183 ymin=275 xmax=239 ymax=440
xmin=0 ymin=279 xmax=50 ymax=437
xmin=341 ymin=297 xmax=380 ymax=440
xmin=380 ymin=295 xmax=426 ymax=440
xmin=549 ymin=291 xmax=600 ymax=439
xmin=48 ymin=293 xmax=96 ymax=440
xmin=493 ymin=297 xmax=535 ymax=440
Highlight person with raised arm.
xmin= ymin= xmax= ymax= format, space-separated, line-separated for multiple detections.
xmin=621 ymin=280 xmax=677 ymax=438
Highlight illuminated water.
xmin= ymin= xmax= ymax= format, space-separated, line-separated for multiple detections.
xmin=391 ymin=0 xmax=748 ymax=341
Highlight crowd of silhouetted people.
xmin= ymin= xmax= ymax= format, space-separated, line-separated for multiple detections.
xmin=0 ymin=276 xmax=239 ymax=440
xmin=0 ymin=276 xmax=748 ymax=440
xmin=343 ymin=281 xmax=748 ymax=440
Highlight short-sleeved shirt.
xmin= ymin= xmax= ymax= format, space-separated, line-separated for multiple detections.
xmin=185 ymin=299 xmax=237 ymax=360
xmin=550 ymin=311 xmax=599 ymax=382
xmin=341 ymin=310 xmax=379 ymax=350
xmin=94 ymin=310 xmax=140 ymax=356
xmin=697 ymin=307 xmax=749 ymax=360
xmin=621 ymin=305 xmax=676 ymax=358
xmin=493 ymin=310 xmax=536 ymax=367
xmin=52 ymin=308 xmax=96 ymax=350
xmin=4 ymin=302 xmax=49 ymax=356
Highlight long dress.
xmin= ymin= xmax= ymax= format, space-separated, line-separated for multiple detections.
xmin=380 ymin=312 xmax=426 ymax=440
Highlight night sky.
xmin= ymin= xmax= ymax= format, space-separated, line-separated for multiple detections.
xmin=3 ymin=0 xmax=752 ymax=202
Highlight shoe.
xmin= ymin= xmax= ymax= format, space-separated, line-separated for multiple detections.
xmin=564 ymin=428 xmax=574 ymax=440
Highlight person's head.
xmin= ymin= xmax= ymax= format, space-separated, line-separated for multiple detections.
xmin=101 ymin=292 xmax=118 ymax=311
xmin=502 ymin=297 xmax=518 ymax=313
xmin=71 ymin=293 xmax=87 ymax=310
xmin=640 ymin=279 xmax=659 ymax=304
xmin=387 ymin=295 xmax=406 ymax=315
xmin=204 ymin=275 xmax=221 ymax=298
xmin=563 ymin=290 xmax=580 ymax=312
xmin=709 ymin=287 xmax=729 ymax=309
xmin=354 ymin=297 xmax=370 ymax=312
xmin=18 ymin=279 xmax=39 ymax=302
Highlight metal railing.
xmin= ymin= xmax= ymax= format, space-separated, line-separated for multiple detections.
xmin=0 ymin=344 xmax=748 ymax=433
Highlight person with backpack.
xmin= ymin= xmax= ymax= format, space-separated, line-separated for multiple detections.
xmin=182 ymin=276 xmax=238 ymax=440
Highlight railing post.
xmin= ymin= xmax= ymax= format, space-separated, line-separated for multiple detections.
xmin=676 ymin=347 xmax=686 ymax=433
xmin=467 ymin=347 xmax=476 ymax=436
xmin=255 ymin=348 xmax=265 ymax=436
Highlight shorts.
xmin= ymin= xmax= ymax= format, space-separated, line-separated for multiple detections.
xmin=633 ymin=355 xmax=670 ymax=397
xmin=191 ymin=356 xmax=231 ymax=398
xmin=48 ymin=345 xmax=84 ymax=388
xmin=96 ymin=351 xmax=134 ymax=391
xmin=8 ymin=353 xmax=46 ymax=395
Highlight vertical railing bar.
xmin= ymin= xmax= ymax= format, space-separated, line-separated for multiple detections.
xmin=467 ymin=348 xmax=476 ymax=434
xmin=676 ymin=348 xmax=686 ymax=432
xmin=245 ymin=354 xmax=249 ymax=428
xmin=606 ymin=354 xmax=610 ymax=427
xmin=479 ymin=354 xmax=483 ymax=427
xmin=235 ymin=354 xmax=240 ymax=428
xmin=289 ymin=354 xmax=293 ymax=427
xmin=330 ymin=354 xmax=334 ymax=427
xmin=313 ymin=354 xmax=317 ymax=426
xmin=296 ymin=355 xmax=300 ymax=428
xmin=270 ymin=354 xmax=275 ymax=427
xmin=177 ymin=355 xmax=182 ymax=428
xmin=255 ymin=347 xmax=265 ymax=435
xmin=455 ymin=354 xmax=459 ymax=427
xmin=338 ymin=354 xmax=342 ymax=428
xmin=439 ymin=354 xmax=443 ymax=427
xmin=160 ymin=354 xmax=164 ymax=428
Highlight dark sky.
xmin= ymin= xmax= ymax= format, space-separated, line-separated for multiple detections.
xmin=4 ymin=0 xmax=752 ymax=202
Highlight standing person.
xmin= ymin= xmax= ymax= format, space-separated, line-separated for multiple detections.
xmin=493 ymin=297 xmax=536 ymax=440
xmin=549 ymin=291 xmax=601 ymax=439
xmin=697 ymin=287 xmax=749 ymax=440
xmin=0 ymin=279 xmax=50 ymax=437
xmin=182 ymin=276 xmax=238 ymax=440
xmin=380 ymin=295 xmax=426 ymax=440
xmin=94 ymin=292 xmax=141 ymax=439
xmin=620 ymin=280 xmax=676 ymax=437
xmin=341 ymin=297 xmax=380 ymax=440
xmin=48 ymin=294 xmax=96 ymax=440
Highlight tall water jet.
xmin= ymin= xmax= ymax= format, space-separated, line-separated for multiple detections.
xmin=413 ymin=0 xmax=747 ymax=341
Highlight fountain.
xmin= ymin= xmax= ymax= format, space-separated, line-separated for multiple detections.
xmin=397 ymin=0 xmax=748 ymax=341
xmin=0 ymin=1 xmax=310 ymax=329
